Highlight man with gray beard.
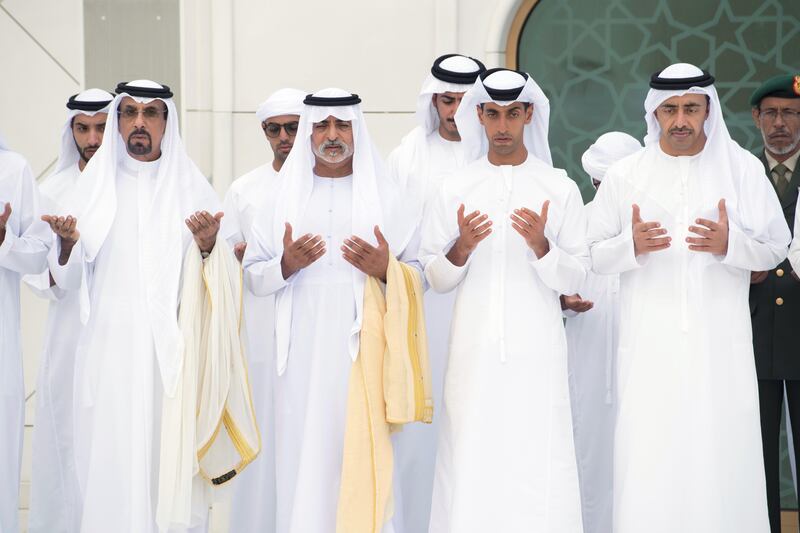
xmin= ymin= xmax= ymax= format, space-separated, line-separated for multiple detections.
xmin=748 ymin=73 xmax=800 ymax=533
xmin=244 ymin=89 xmax=420 ymax=533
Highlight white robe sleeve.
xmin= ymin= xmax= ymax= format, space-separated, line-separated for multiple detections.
xmin=21 ymin=190 xmax=70 ymax=299
xmin=720 ymin=158 xmax=790 ymax=271
xmin=222 ymin=186 xmax=245 ymax=245
xmin=396 ymin=222 xmax=425 ymax=283
xmin=22 ymin=270 xmax=64 ymax=301
xmin=420 ymin=181 xmax=468 ymax=293
xmin=587 ymin=169 xmax=644 ymax=275
xmin=242 ymin=219 xmax=290 ymax=296
xmin=526 ymin=183 xmax=589 ymax=295
xmin=0 ymin=165 xmax=49 ymax=274
xmin=49 ymin=238 xmax=86 ymax=291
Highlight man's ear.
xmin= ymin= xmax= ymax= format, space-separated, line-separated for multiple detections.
xmin=431 ymin=94 xmax=438 ymax=107
xmin=524 ymin=104 xmax=534 ymax=125
xmin=477 ymin=104 xmax=485 ymax=126
xmin=751 ymin=107 xmax=761 ymax=129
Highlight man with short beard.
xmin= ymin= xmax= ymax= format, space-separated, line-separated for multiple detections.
xmin=748 ymin=73 xmax=800 ymax=533
xmin=588 ymin=63 xmax=789 ymax=533
xmin=244 ymin=89 xmax=423 ymax=533
xmin=44 ymin=80 xmax=257 ymax=533
xmin=224 ymin=87 xmax=305 ymax=533
xmin=25 ymin=88 xmax=113 ymax=533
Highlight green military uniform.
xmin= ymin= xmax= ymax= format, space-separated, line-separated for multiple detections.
xmin=749 ymin=73 xmax=800 ymax=533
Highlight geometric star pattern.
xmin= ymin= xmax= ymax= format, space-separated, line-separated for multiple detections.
xmin=517 ymin=0 xmax=800 ymax=202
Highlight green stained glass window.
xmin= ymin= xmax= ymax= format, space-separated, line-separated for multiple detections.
xmin=516 ymin=0 xmax=800 ymax=201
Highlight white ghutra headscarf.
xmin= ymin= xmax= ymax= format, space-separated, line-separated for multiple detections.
xmin=455 ymin=67 xmax=553 ymax=165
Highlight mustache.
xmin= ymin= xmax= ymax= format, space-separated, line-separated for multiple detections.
xmin=668 ymin=127 xmax=692 ymax=134
xmin=767 ymin=128 xmax=789 ymax=137
xmin=321 ymin=140 xmax=345 ymax=149
xmin=78 ymin=144 xmax=101 ymax=163
xmin=315 ymin=139 xmax=353 ymax=162
xmin=128 ymin=128 xmax=151 ymax=143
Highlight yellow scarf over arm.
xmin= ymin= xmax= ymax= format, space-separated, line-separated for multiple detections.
xmin=336 ymin=255 xmax=433 ymax=533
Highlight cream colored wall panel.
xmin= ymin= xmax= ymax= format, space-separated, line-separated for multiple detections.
xmin=231 ymin=0 xmax=436 ymax=113
xmin=2 ymin=0 xmax=84 ymax=83
xmin=458 ymin=0 xmax=508 ymax=61
xmin=0 ymin=13 xmax=79 ymax=178
xmin=231 ymin=112 xmax=272 ymax=183
xmin=362 ymin=112 xmax=416 ymax=159
xmin=183 ymin=110 xmax=214 ymax=181
xmin=182 ymin=0 xmax=212 ymax=111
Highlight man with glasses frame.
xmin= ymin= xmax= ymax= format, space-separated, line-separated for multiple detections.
xmin=43 ymin=80 xmax=248 ymax=533
xmin=223 ymin=88 xmax=305 ymax=533
xmin=749 ymin=73 xmax=800 ymax=533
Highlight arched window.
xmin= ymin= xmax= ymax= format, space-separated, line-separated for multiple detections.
xmin=508 ymin=0 xmax=800 ymax=200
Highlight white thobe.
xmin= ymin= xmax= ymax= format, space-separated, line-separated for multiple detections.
xmin=588 ymin=144 xmax=789 ymax=533
xmin=386 ymin=130 xmax=467 ymax=533
xmin=565 ymin=201 xmax=619 ymax=533
xmin=223 ymin=163 xmax=278 ymax=533
xmin=246 ymin=174 xmax=409 ymax=533
xmin=421 ymin=155 xmax=588 ymax=533
xmin=26 ymin=163 xmax=83 ymax=533
xmin=54 ymin=155 xmax=208 ymax=533
xmin=0 ymin=150 xmax=49 ymax=533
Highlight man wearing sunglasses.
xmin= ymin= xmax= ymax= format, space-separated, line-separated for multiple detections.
xmin=223 ymin=87 xmax=305 ymax=533
xmin=749 ymin=73 xmax=800 ymax=533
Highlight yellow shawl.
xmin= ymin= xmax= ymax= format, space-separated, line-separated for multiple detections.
xmin=336 ymin=256 xmax=433 ymax=533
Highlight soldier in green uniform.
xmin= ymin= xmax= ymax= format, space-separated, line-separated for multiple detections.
xmin=750 ymin=73 xmax=800 ymax=533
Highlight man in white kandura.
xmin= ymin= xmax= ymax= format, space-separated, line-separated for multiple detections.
xmin=225 ymin=87 xmax=305 ymax=533
xmin=385 ymin=52 xmax=485 ymax=533
xmin=45 ymin=80 xmax=257 ymax=533
xmin=26 ymin=88 xmax=114 ymax=533
xmin=243 ymin=89 xmax=421 ymax=533
xmin=421 ymin=68 xmax=588 ymax=533
xmin=561 ymin=131 xmax=642 ymax=533
xmin=588 ymin=63 xmax=790 ymax=533
xmin=0 ymin=134 xmax=50 ymax=533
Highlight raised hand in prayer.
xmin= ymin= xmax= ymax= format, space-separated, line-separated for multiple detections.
xmin=41 ymin=214 xmax=80 ymax=265
xmin=446 ymin=204 xmax=492 ymax=267
xmin=233 ymin=242 xmax=247 ymax=263
xmin=632 ymin=204 xmax=670 ymax=257
xmin=511 ymin=201 xmax=550 ymax=259
xmin=186 ymin=211 xmax=224 ymax=254
xmin=0 ymin=202 xmax=10 ymax=244
xmin=560 ymin=293 xmax=594 ymax=313
xmin=342 ymin=225 xmax=390 ymax=282
xmin=750 ymin=271 xmax=768 ymax=284
xmin=687 ymin=198 xmax=729 ymax=255
xmin=280 ymin=222 xmax=325 ymax=279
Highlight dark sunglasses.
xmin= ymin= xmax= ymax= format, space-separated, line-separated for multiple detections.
xmin=263 ymin=121 xmax=299 ymax=138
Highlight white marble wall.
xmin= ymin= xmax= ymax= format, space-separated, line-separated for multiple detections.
xmin=1 ymin=0 xmax=525 ymax=530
